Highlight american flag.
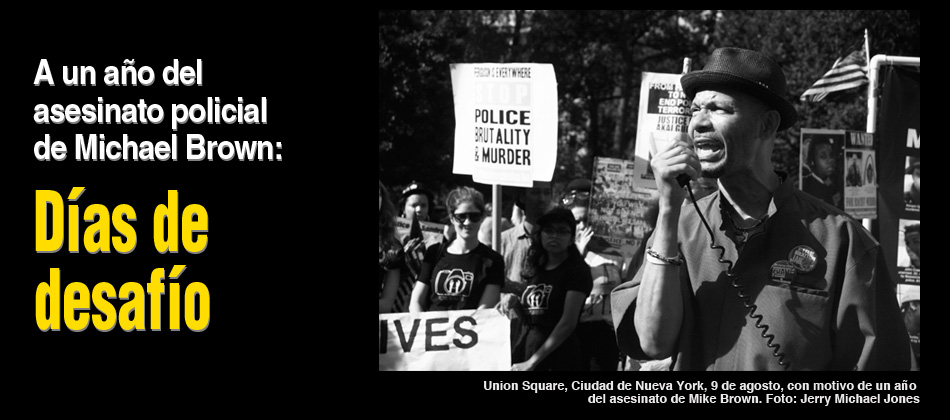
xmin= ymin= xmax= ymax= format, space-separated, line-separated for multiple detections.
xmin=800 ymin=44 xmax=869 ymax=102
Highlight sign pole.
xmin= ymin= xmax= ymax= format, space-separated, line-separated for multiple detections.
xmin=492 ymin=184 xmax=501 ymax=252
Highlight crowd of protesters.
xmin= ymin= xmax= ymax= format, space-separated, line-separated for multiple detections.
xmin=381 ymin=46 xmax=916 ymax=372
xmin=379 ymin=175 xmax=659 ymax=371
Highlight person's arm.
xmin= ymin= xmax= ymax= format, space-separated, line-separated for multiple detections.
xmin=478 ymin=284 xmax=501 ymax=310
xmin=378 ymin=268 xmax=400 ymax=314
xmin=633 ymin=139 xmax=696 ymax=359
xmin=634 ymin=209 xmax=684 ymax=359
xmin=409 ymin=281 xmax=429 ymax=314
xmin=575 ymin=226 xmax=594 ymax=255
xmin=495 ymin=234 xmax=524 ymax=318
xmin=512 ymin=290 xmax=586 ymax=371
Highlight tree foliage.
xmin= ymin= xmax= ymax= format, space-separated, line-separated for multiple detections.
xmin=379 ymin=10 xmax=919 ymax=197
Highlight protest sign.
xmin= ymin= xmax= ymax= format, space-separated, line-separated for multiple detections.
xmin=395 ymin=216 xmax=445 ymax=248
xmin=588 ymin=157 xmax=658 ymax=277
xmin=800 ymin=129 xmax=880 ymax=219
xmin=844 ymin=131 xmax=877 ymax=219
xmin=450 ymin=63 xmax=557 ymax=187
xmin=378 ymin=309 xmax=511 ymax=371
xmin=632 ymin=72 xmax=692 ymax=189
xmin=896 ymin=219 xmax=920 ymax=283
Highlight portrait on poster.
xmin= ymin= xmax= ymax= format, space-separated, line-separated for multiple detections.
xmin=903 ymin=156 xmax=920 ymax=211
xmin=845 ymin=152 xmax=863 ymax=187
xmin=842 ymin=131 xmax=876 ymax=219
xmin=897 ymin=283 xmax=920 ymax=367
xmin=800 ymin=130 xmax=844 ymax=211
xmin=897 ymin=219 xmax=920 ymax=283
xmin=864 ymin=153 xmax=876 ymax=187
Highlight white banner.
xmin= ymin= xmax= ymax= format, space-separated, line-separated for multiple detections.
xmin=378 ymin=309 xmax=511 ymax=371
xmin=450 ymin=63 xmax=558 ymax=187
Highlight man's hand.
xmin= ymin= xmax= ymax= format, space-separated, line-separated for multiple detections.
xmin=651 ymin=140 xmax=700 ymax=208
xmin=575 ymin=226 xmax=594 ymax=255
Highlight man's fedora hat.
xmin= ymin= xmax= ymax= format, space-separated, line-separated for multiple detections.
xmin=681 ymin=47 xmax=798 ymax=131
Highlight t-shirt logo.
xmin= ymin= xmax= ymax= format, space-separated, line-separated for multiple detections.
xmin=523 ymin=284 xmax=553 ymax=315
xmin=434 ymin=269 xmax=474 ymax=298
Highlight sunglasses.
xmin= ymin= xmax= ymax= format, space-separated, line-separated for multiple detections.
xmin=541 ymin=227 xmax=573 ymax=237
xmin=561 ymin=191 xmax=590 ymax=206
xmin=451 ymin=212 xmax=483 ymax=224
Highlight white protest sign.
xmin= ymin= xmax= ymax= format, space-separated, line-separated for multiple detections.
xmin=450 ymin=63 xmax=557 ymax=187
xmin=378 ymin=309 xmax=511 ymax=371
xmin=632 ymin=72 xmax=692 ymax=189
xmin=844 ymin=131 xmax=877 ymax=219
xmin=394 ymin=216 xmax=445 ymax=248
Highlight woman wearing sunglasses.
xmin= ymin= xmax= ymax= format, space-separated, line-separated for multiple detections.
xmin=511 ymin=207 xmax=593 ymax=371
xmin=409 ymin=186 xmax=503 ymax=313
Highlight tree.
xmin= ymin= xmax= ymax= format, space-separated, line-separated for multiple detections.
xmin=379 ymin=10 xmax=919 ymax=195
xmin=524 ymin=10 xmax=710 ymax=181
xmin=379 ymin=10 xmax=519 ymax=202
xmin=707 ymin=10 xmax=920 ymax=179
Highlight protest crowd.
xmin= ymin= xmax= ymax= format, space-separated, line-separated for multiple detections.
xmin=379 ymin=12 xmax=919 ymax=372
xmin=380 ymin=175 xmax=641 ymax=371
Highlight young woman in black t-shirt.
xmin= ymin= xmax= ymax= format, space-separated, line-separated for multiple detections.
xmin=511 ymin=207 xmax=593 ymax=371
xmin=409 ymin=187 xmax=503 ymax=312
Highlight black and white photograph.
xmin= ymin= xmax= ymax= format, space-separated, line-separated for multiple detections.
xmin=379 ymin=9 xmax=919 ymax=407
xmin=898 ymin=219 xmax=921 ymax=273
xmin=800 ymin=131 xmax=845 ymax=209
xmin=846 ymin=151 xmax=864 ymax=187
xmin=864 ymin=153 xmax=876 ymax=186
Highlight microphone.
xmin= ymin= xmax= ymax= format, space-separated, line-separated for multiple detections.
xmin=677 ymin=173 xmax=691 ymax=188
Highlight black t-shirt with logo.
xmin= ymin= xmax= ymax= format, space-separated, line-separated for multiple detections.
xmin=511 ymin=253 xmax=593 ymax=370
xmin=521 ymin=254 xmax=593 ymax=329
xmin=418 ymin=243 xmax=505 ymax=311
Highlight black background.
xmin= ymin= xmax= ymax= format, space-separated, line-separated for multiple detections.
xmin=10 ymin=45 xmax=923 ymax=411
xmin=12 ymin=50 xmax=312 ymax=396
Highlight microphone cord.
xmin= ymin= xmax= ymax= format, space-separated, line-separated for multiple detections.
xmin=685 ymin=185 xmax=790 ymax=370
